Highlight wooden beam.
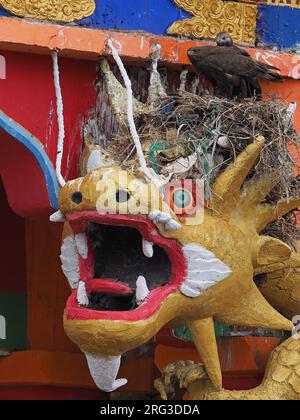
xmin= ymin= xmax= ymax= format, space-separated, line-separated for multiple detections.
xmin=0 ymin=16 xmax=299 ymax=78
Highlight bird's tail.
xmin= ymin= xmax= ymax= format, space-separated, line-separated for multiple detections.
xmin=256 ymin=62 xmax=284 ymax=82
xmin=263 ymin=63 xmax=280 ymax=72
xmin=264 ymin=70 xmax=285 ymax=82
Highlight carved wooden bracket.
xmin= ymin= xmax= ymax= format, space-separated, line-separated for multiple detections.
xmin=0 ymin=0 xmax=95 ymax=23
xmin=168 ymin=0 xmax=258 ymax=45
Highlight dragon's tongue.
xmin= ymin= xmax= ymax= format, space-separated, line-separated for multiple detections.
xmin=77 ymin=277 xmax=150 ymax=307
xmin=85 ymin=279 xmax=132 ymax=295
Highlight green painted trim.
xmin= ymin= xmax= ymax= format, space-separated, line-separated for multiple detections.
xmin=0 ymin=292 xmax=27 ymax=351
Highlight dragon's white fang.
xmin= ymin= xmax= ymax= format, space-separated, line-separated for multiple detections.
xmin=84 ymin=353 xmax=127 ymax=392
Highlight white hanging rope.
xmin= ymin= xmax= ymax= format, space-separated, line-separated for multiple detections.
xmin=179 ymin=70 xmax=188 ymax=95
xmin=107 ymin=39 xmax=161 ymax=189
xmin=52 ymin=51 xmax=66 ymax=188
xmin=148 ymin=44 xmax=166 ymax=102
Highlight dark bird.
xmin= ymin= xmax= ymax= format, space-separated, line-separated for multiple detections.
xmin=188 ymin=32 xmax=284 ymax=98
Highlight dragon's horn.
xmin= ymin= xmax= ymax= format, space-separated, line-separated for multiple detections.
xmin=209 ymin=136 xmax=265 ymax=217
xmin=256 ymin=198 xmax=300 ymax=232
xmin=237 ymin=174 xmax=277 ymax=213
xmin=100 ymin=59 xmax=146 ymax=125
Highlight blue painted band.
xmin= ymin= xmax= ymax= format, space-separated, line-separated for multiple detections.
xmin=1 ymin=1 xmax=300 ymax=50
xmin=0 ymin=111 xmax=60 ymax=209
xmin=257 ymin=5 xmax=300 ymax=50
xmin=78 ymin=0 xmax=191 ymax=36
xmin=0 ymin=8 xmax=10 ymax=17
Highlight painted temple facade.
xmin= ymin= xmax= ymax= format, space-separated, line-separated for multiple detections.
xmin=0 ymin=0 xmax=299 ymax=399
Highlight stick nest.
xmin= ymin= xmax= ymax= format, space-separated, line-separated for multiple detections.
xmin=103 ymin=93 xmax=300 ymax=245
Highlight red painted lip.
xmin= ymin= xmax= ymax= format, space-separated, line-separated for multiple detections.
xmin=66 ymin=211 xmax=187 ymax=322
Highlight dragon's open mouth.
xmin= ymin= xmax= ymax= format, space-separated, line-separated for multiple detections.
xmin=64 ymin=211 xmax=187 ymax=322
xmin=87 ymin=223 xmax=172 ymax=310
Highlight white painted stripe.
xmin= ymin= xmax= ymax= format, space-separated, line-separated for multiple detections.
xmin=180 ymin=243 xmax=231 ymax=298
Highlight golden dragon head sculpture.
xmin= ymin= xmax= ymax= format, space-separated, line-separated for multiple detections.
xmin=52 ymin=59 xmax=300 ymax=394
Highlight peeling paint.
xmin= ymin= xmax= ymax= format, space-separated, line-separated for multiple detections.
xmin=0 ymin=54 xmax=5 ymax=79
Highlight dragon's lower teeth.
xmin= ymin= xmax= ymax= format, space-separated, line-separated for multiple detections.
xmin=142 ymin=239 xmax=154 ymax=258
xmin=77 ymin=281 xmax=89 ymax=306
xmin=136 ymin=276 xmax=150 ymax=305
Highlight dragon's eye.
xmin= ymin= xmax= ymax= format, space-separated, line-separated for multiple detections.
xmin=171 ymin=187 xmax=195 ymax=215
xmin=163 ymin=181 xmax=200 ymax=217
xmin=116 ymin=190 xmax=131 ymax=203
xmin=173 ymin=189 xmax=192 ymax=209
xmin=71 ymin=192 xmax=83 ymax=204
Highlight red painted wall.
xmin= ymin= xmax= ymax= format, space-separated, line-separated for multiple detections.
xmin=0 ymin=135 xmax=56 ymax=218
xmin=0 ymin=51 xmax=97 ymax=181
xmin=0 ymin=177 xmax=26 ymax=293
xmin=0 ymin=386 xmax=108 ymax=400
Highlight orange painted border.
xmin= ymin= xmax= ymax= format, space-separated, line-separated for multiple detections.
xmin=0 ymin=351 xmax=95 ymax=388
xmin=0 ymin=16 xmax=299 ymax=79
xmin=0 ymin=350 xmax=155 ymax=392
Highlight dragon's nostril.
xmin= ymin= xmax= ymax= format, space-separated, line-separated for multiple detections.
xmin=71 ymin=192 xmax=83 ymax=204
